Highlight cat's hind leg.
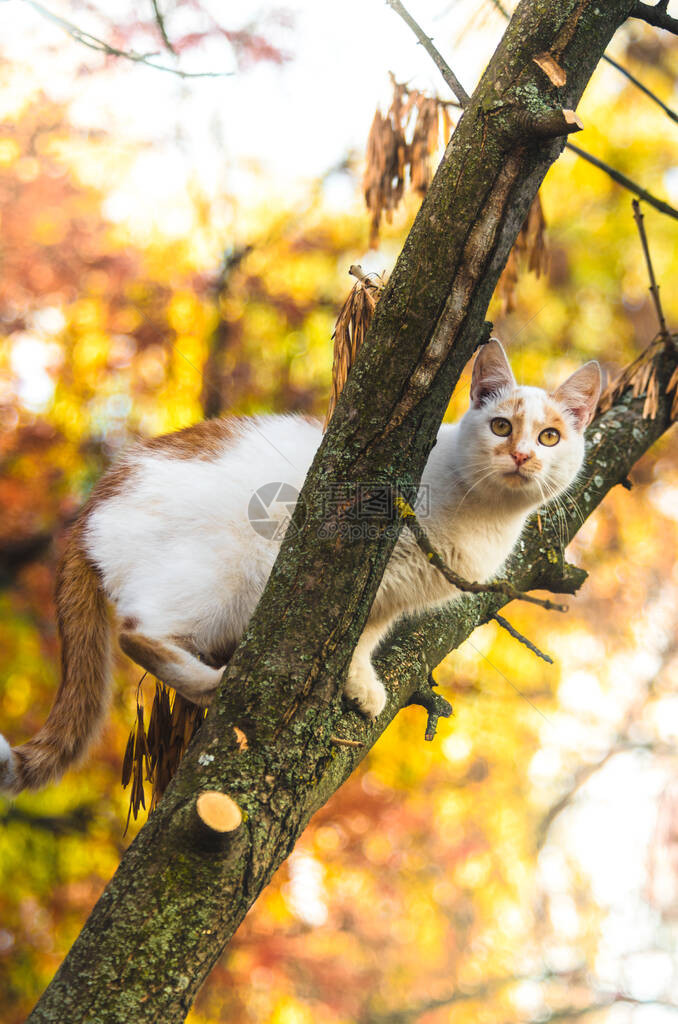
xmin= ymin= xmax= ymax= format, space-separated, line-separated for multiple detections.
xmin=118 ymin=631 xmax=224 ymax=706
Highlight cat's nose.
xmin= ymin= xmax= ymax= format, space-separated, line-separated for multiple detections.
xmin=511 ymin=451 xmax=530 ymax=467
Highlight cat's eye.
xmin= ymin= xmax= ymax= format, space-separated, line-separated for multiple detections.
xmin=538 ymin=427 xmax=560 ymax=447
xmin=490 ymin=417 xmax=512 ymax=437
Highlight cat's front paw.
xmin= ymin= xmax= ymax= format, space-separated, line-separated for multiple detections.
xmin=344 ymin=664 xmax=387 ymax=720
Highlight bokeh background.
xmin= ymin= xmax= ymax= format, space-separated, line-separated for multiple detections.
xmin=1 ymin=2 xmax=678 ymax=1021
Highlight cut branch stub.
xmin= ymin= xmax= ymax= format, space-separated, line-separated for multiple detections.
xmin=195 ymin=791 xmax=243 ymax=835
xmin=406 ymin=679 xmax=454 ymax=742
xmin=533 ymin=52 xmax=568 ymax=86
xmin=512 ymin=106 xmax=583 ymax=140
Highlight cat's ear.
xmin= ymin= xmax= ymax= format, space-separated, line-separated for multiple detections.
xmin=552 ymin=361 xmax=601 ymax=430
xmin=470 ymin=338 xmax=516 ymax=408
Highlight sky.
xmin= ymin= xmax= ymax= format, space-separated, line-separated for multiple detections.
xmin=0 ymin=0 xmax=503 ymax=238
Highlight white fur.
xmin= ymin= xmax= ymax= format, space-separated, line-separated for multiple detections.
xmin=0 ymin=734 xmax=17 ymax=793
xmin=86 ymin=415 xmax=319 ymax=657
xmin=84 ymin=345 xmax=599 ymax=719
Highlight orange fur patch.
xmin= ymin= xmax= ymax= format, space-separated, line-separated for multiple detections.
xmin=12 ymin=524 xmax=111 ymax=790
xmin=169 ymin=634 xmax=236 ymax=669
xmin=119 ymin=632 xmax=175 ymax=679
xmin=142 ymin=417 xmax=242 ymax=461
xmin=542 ymin=404 xmax=570 ymax=440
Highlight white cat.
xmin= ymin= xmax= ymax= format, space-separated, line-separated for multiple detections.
xmin=0 ymin=340 xmax=600 ymax=793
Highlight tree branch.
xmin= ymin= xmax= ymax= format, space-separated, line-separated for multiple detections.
xmin=22 ymin=0 xmax=232 ymax=78
xmin=536 ymin=739 xmax=678 ymax=848
xmin=536 ymin=630 xmax=678 ymax=846
xmin=0 ymin=530 xmax=53 ymax=584
xmin=360 ymin=966 xmax=678 ymax=1024
xmin=602 ymin=53 xmax=678 ymax=124
xmin=486 ymin=2 xmax=678 ymax=125
xmin=385 ymin=0 xmax=470 ymax=106
xmin=150 ymin=0 xmax=177 ymax=55
xmin=565 ymin=141 xmax=678 ymax=220
xmin=359 ymin=969 xmax=564 ymax=1024
xmin=491 ymin=612 xmax=554 ymax=663
xmin=200 ymin=245 xmax=252 ymax=419
xmin=630 ymin=1 xmax=678 ymax=35
xmin=632 ymin=198 xmax=673 ymax=344
xmin=514 ymin=996 xmax=678 ymax=1022
xmin=1 ymin=803 xmax=96 ymax=835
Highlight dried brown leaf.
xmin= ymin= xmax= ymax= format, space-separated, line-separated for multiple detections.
xmin=363 ymin=79 xmax=459 ymax=245
xmin=324 ymin=272 xmax=386 ymax=429
xmin=598 ymin=336 xmax=674 ymax=420
xmin=496 ymin=194 xmax=548 ymax=312
xmin=123 ymin=679 xmax=208 ymax=826
xmin=121 ymin=730 xmax=134 ymax=789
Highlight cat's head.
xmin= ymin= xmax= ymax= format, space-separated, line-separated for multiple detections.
xmin=457 ymin=339 xmax=601 ymax=508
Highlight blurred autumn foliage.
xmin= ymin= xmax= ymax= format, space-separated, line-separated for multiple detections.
xmin=2 ymin=4 xmax=678 ymax=1023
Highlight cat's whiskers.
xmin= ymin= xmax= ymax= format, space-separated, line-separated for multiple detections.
xmin=538 ymin=476 xmax=581 ymax=552
xmin=452 ymin=466 xmax=499 ymax=514
xmin=539 ymin=481 xmax=568 ymax=551
xmin=548 ymin=477 xmax=586 ymax=531
xmin=563 ymin=487 xmax=586 ymax=529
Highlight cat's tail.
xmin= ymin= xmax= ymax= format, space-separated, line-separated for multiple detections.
xmin=0 ymin=525 xmax=111 ymax=794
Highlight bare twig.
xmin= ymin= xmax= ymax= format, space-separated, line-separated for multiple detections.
xmin=151 ymin=0 xmax=177 ymax=55
xmin=329 ymin=736 xmax=364 ymax=748
xmin=631 ymin=1 xmax=678 ymax=35
xmin=492 ymin=613 xmax=554 ymax=664
xmin=201 ymin=245 xmax=253 ymax=418
xmin=565 ymin=142 xmax=678 ymax=221
xmin=385 ymin=0 xmax=470 ymax=107
xmin=542 ymin=746 xmax=678 ymax=848
xmin=506 ymin=997 xmax=678 ymax=1023
xmin=359 ymin=968 xmax=583 ymax=1024
xmin=22 ymin=0 xmax=232 ymax=79
xmin=631 ymin=199 xmax=673 ymax=344
xmin=348 ymin=264 xmax=372 ymax=283
xmin=537 ymin=630 xmax=678 ymax=848
xmin=394 ymin=495 xmax=568 ymax=613
xmin=602 ymin=54 xmax=678 ymax=125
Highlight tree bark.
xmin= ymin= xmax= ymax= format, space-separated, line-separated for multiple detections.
xmin=28 ymin=2 xmax=648 ymax=1021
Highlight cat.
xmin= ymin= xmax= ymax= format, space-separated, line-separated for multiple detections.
xmin=0 ymin=340 xmax=600 ymax=794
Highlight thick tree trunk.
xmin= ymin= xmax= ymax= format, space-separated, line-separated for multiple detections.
xmin=28 ymin=2 xmax=646 ymax=1021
